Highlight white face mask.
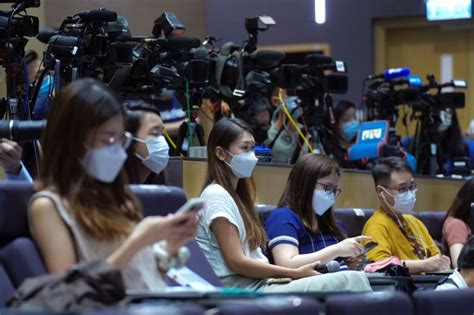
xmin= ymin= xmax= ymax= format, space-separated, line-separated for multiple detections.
xmin=81 ymin=143 xmax=128 ymax=183
xmin=438 ymin=110 xmax=453 ymax=133
xmin=226 ymin=151 xmax=258 ymax=179
xmin=312 ymin=189 xmax=336 ymax=216
xmin=134 ymin=135 xmax=169 ymax=174
xmin=381 ymin=187 xmax=417 ymax=214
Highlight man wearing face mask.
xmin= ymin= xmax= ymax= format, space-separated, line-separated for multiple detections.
xmin=362 ymin=157 xmax=451 ymax=273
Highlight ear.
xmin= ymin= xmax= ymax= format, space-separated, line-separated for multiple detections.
xmin=215 ymin=146 xmax=228 ymax=162
xmin=375 ymin=185 xmax=384 ymax=196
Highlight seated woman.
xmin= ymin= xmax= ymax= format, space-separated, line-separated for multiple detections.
xmin=123 ymin=100 xmax=169 ymax=184
xmin=265 ymin=154 xmax=370 ymax=269
xmin=329 ymin=100 xmax=359 ymax=167
xmin=196 ymin=117 xmax=371 ymax=292
xmin=442 ymin=178 xmax=474 ymax=267
xmin=29 ymin=79 xmax=197 ymax=290
xmin=402 ymin=108 xmax=470 ymax=175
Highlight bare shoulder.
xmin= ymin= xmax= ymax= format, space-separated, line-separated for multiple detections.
xmin=29 ymin=195 xmax=59 ymax=219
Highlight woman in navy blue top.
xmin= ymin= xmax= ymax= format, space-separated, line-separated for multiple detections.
xmin=265 ymin=154 xmax=371 ymax=268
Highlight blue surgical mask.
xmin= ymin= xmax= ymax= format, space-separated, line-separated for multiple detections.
xmin=342 ymin=120 xmax=360 ymax=141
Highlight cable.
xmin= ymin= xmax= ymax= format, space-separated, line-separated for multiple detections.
xmin=163 ymin=129 xmax=184 ymax=157
xmin=278 ymin=91 xmax=314 ymax=152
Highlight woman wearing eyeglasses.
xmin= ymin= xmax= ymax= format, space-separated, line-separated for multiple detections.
xmin=28 ymin=79 xmax=197 ymax=290
xmin=265 ymin=154 xmax=371 ymax=269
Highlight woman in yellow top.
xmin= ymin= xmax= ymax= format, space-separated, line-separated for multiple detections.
xmin=362 ymin=157 xmax=451 ymax=274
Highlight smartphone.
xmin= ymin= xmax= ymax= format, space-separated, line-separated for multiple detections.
xmin=362 ymin=241 xmax=378 ymax=254
xmin=175 ymin=198 xmax=206 ymax=215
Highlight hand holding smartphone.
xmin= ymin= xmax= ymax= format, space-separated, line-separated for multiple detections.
xmin=362 ymin=241 xmax=378 ymax=255
xmin=174 ymin=198 xmax=206 ymax=225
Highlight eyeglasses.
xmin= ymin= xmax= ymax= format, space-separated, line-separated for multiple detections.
xmin=317 ymin=182 xmax=342 ymax=196
xmin=383 ymin=183 xmax=419 ymax=194
xmin=100 ymin=132 xmax=132 ymax=149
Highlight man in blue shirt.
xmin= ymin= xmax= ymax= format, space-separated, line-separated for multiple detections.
xmin=0 ymin=138 xmax=33 ymax=182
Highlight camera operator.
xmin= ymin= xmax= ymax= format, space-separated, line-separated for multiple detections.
xmin=264 ymin=88 xmax=302 ymax=163
xmin=402 ymin=108 xmax=471 ymax=175
xmin=327 ymin=100 xmax=360 ymax=167
xmin=0 ymin=138 xmax=33 ymax=182
xmin=232 ymin=93 xmax=272 ymax=145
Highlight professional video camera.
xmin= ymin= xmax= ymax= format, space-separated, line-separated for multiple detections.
xmin=36 ymin=8 xmax=122 ymax=92
xmin=0 ymin=0 xmax=40 ymax=119
xmin=363 ymin=68 xmax=424 ymax=144
xmin=411 ymin=74 xmax=468 ymax=175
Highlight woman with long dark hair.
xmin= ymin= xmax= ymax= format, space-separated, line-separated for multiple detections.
xmin=196 ymin=117 xmax=371 ymax=292
xmin=29 ymin=79 xmax=197 ymax=290
xmin=123 ymin=100 xmax=169 ymax=184
xmin=442 ymin=178 xmax=474 ymax=267
xmin=265 ymin=154 xmax=370 ymax=268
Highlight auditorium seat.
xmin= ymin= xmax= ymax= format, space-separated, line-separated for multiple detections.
xmin=0 ymin=182 xmax=35 ymax=245
xmin=333 ymin=208 xmax=374 ymax=237
xmin=130 ymin=184 xmax=187 ymax=217
xmin=183 ymin=240 xmax=221 ymax=287
xmin=413 ymin=288 xmax=474 ymax=315
xmin=215 ymin=295 xmax=322 ymax=315
xmin=326 ymin=292 xmax=413 ymax=315
xmin=0 ymin=237 xmax=47 ymax=288
xmin=0 ymin=264 xmax=15 ymax=307
xmin=415 ymin=211 xmax=445 ymax=250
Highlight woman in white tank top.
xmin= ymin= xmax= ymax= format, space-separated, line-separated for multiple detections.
xmin=28 ymin=79 xmax=197 ymax=290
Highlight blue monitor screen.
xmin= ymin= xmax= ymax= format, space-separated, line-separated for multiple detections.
xmin=426 ymin=0 xmax=472 ymax=21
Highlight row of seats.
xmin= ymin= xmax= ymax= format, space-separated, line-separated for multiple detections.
xmin=257 ymin=205 xmax=446 ymax=249
xmin=0 ymin=181 xmax=452 ymax=313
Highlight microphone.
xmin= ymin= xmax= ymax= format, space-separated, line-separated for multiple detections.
xmin=368 ymin=67 xmax=411 ymax=80
xmin=76 ymin=9 xmax=118 ymax=22
xmin=250 ymin=50 xmax=285 ymax=64
xmin=315 ymin=260 xmax=340 ymax=273
xmin=305 ymin=53 xmax=333 ymax=65
xmin=37 ymin=26 xmax=58 ymax=44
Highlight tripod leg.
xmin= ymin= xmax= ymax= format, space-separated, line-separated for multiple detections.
xmin=195 ymin=123 xmax=206 ymax=146
xmin=176 ymin=121 xmax=190 ymax=156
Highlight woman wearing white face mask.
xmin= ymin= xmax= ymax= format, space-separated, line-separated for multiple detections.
xmin=29 ymin=79 xmax=197 ymax=290
xmin=265 ymin=154 xmax=371 ymax=270
xmin=124 ymin=101 xmax=170 ymax=184
xmin=402 ymin=108 xmax=470 ymax=175
xmin=196 ymin=118 xmax=371 ymax=292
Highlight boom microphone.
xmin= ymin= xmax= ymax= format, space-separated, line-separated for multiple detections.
xmin=37 ymin=26 xmax=58 ymax=44
xmin=305 ymin=53 xmax=333 ymax=66
xmin=368 ymin=67 xmax=411 ymax=80
xmin=315 ymin=260 xmax=340 ymax=273
xmin=250 ymin=50 xmax=285 ymax=64
xmin=76 ymin=9 xmax=118 ymax=22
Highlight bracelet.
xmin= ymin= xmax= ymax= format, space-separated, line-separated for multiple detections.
xmin=153 ymin=240 xmax=191 ymax=272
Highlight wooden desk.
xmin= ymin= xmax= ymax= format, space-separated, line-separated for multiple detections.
xmin=182 ymin=159 xmax=464 ymax=211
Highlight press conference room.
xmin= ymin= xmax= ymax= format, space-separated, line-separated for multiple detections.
xmin=0 ymin=0 xmax=473 ymax=314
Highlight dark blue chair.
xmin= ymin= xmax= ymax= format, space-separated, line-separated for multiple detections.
xmin=0 ymin=264 xmax=14 ymax=307
xmin=413 ymin=288 xmax=474 ymax=315
xmin=216 ymin=295 xmax=322 ymax=315
xmin=0 ymin=237 xmax=47 ymax=288
xmin=326 ymin=292 xmax=413 ymax=315
xmin=130 ymin=184 xmax=187 ymax=216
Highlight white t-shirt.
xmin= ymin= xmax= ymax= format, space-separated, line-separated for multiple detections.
xmin=196 ymin=183 xmax=269 ymax=277
xmin=435 ymin=269 xmax=468 ymax=291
